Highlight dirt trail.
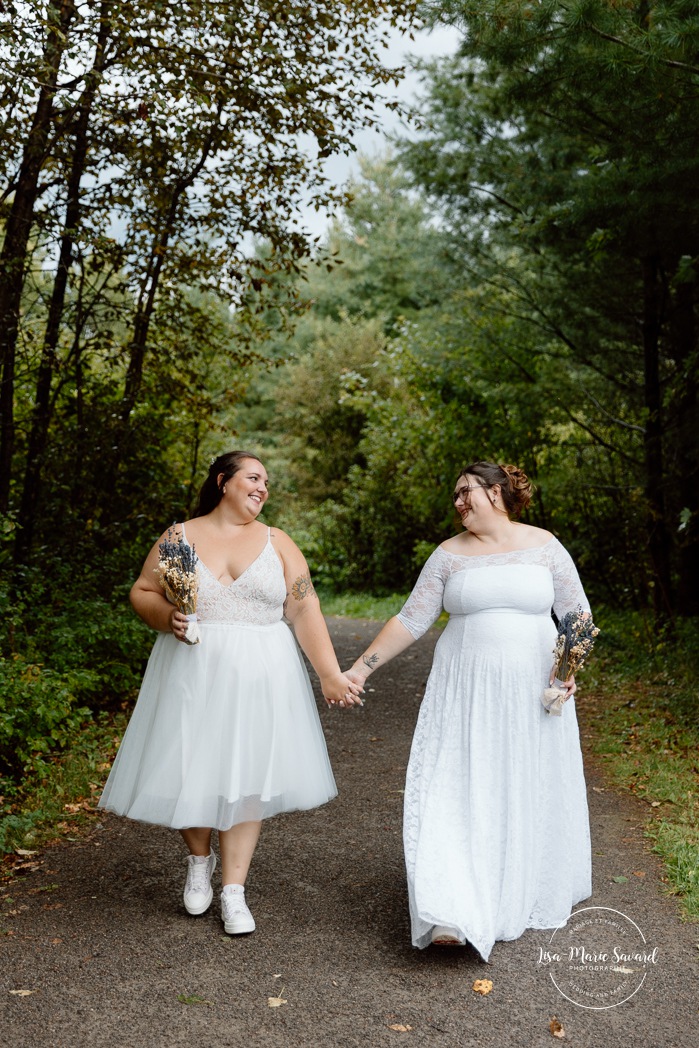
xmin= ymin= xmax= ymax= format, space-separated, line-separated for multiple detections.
xmin=1 ymin=619 xmax=697 ymax=1047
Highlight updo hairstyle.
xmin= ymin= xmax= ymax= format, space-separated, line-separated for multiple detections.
xmin=193 ymin=450 xmax=262 ymax=517
xmin=458 ymin=461 xmax=533 ymax=518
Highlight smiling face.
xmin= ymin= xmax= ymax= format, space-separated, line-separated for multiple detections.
xmin=218 ymin=458 xmax=269 ymax=521
xmin=452 ymin=474 xmax=496 ymax=526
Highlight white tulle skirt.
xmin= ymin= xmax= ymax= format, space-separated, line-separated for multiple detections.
xmin=99 ymin=621 xmax=337 ymax=829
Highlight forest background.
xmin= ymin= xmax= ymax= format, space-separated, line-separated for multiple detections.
xmin=1 ymin=1 xmax=698 ymax=909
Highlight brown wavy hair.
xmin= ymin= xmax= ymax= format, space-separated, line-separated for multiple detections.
xmin=457 ymin=461 xmax=533 ymax=518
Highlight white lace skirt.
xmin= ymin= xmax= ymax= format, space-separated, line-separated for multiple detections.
xmin=99 ymin=621 xmax=337 ymax=829
xmin=403 ymin=610 xmax=591 ymax=961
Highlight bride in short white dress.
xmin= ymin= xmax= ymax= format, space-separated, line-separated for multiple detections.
xmin=99 ymin=451 xmax=359 ymax=936
xmin=99 ymin=524 xmax=338 ymax=828
xmin=348 ymin=462 xmax=592 ymax=961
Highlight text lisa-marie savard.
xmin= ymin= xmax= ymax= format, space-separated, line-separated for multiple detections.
xmin=538 ymin=946 xmax=659 ymax=966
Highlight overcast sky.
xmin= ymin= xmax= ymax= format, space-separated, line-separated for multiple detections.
xmin=303 ymin=21 xmax=461 ymax=236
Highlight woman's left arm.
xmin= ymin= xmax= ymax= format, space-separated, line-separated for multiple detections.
xmin=549 ymin=538 xmax=593 ymax=699
xmin=275 ymin=531 xmax=363 ymax=708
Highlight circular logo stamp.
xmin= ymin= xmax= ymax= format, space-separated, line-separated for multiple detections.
xmin=537 ymin=906 xmax=659 ymax=1010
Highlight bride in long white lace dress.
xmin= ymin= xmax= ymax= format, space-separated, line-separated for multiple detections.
xmin=99 ymin=451 xmax=360 ymax=936
xmin=346 ymin=461 xmax=592 ymax=961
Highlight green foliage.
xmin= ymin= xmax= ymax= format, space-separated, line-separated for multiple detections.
xmin=310 ymin=156 xmax=452 ymax=333
xmin=0 ymin=655 xmax=93 ymax=779
xmin=1 ymin=0 xmax=420 ymax=570
xmin=582 ymin=608 xmax=699 ymax=918
xmin=0 ymin=709 xmax=128 ymax=855
xmin=0 ymin=562 xmax=151 ymax=793
xmin=399 ymin=0 xmax=699 ymax=614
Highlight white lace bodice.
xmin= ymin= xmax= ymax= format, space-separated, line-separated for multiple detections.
xmin=181 ymin=525 xmax=287 ymax=626
xmin=396 ymin=538 xmax=590 ymax=640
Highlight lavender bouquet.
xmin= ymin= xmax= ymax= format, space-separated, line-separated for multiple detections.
xmin=155 ymin=529 xmax=200 ymax=645
xmin=542 ymin=608 xmax=599 ymax=715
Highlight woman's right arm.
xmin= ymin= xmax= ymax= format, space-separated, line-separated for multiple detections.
xmin=347 ymin=617 xmax=417 ymax=686
xmin=129 ymin=530 xmax=188 ymax=638
xmin=347 ymin=546 xmax=450 ymax=687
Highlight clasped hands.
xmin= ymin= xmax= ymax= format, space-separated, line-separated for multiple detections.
xmin=323 ymin=668 xmax=366 ymax=709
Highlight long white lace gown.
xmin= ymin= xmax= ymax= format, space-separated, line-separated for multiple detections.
xmin=397 ymin=538 xmax=592 ymax=961
xmin=99 ymin=526 xmax=337 ymax=828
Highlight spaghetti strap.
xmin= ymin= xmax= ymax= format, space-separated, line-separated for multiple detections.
xmin=180 ymin=522 xmax=188 ymax=543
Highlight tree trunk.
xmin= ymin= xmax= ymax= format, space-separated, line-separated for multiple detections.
xmin=0 ymin=0 xmax=77 ymax=512
xmin=670 ymin=267 xmax=699 ymax=615
xmin=91 ymin=114 xmax=225 ymax=526
xmin=14 ymin=4 xmax=112 ymax=564
xmin=641 ymin=252 xmax=673 ymax=619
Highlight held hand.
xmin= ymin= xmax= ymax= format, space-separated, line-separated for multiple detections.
xmin=322 ymin=672 xmax=364 ymax=709
xmin=345 ymin=666 xmax=369 ymax=688
xmin=169 ymin=608 xmax=190 ymax=643
xmin=562 ymin=675 xmax=577 ymax=700
xmin=549 ymin=669 xmax=577 ymax=701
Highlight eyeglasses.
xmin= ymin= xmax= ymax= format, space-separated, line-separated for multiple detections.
xmin=452 ymin=482 xmax=488 ymax=505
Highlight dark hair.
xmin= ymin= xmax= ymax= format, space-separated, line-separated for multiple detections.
xmin=457 ymin=461 xmax=533 ymax=518
xmin=193 ymin=450 xmax=263 ymax=517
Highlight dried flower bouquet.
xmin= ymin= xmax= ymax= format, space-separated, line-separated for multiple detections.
xmin=155 ymin=528 xmax=201 ymax=645
xmin=542 ymin=608 xmax=599 ymax=715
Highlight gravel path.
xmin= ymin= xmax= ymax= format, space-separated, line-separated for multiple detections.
xmin=1 ymin=619 xmax=698 ymax=1047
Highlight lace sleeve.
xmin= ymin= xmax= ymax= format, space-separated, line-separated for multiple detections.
xmin=546 ymin=538 xmax=591 ymax=621
xmin=396 ymin=548 xmax=451 ymax=640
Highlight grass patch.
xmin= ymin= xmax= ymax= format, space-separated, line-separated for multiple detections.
xmin=582 ymin=609 xmax=699 ymax=921
xmin=318 ymin=589 xmax=408 ymax=620
xmin=0 ymin=710 xmax=127 ymax=864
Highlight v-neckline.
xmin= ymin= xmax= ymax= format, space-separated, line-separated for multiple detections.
xmin=197 ymin=543 xmax=268 ymax=589
xmin=181 ymin=523 xmax=270 ymax=588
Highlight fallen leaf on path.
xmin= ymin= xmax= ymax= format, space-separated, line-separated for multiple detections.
xmin=177 ymin=993 xmax=212 ymax=1006
xmin=591 ymin=787 xmax=605 ymax=793
xmin=268 ymin=986 xmax=287 ymax=1007
xmin=472 ymin=979 xmax=493 ymax=996
xmin=650 ymin=801 xmax=661 ymax=808
xmin=388 ymin=1024 xmax=412 ymax=1032
xmin=612 ymin=875 xmax=628 ymax=884
xmin=549 ymin=1016 xmax=565 ymax=1038
xmin=632 ymin=870 xmax=646 ymax=877
xmin=15 ymin=849 xmax=37 ymax=857
xmin=9 ymin=990 xmax=35 ymax=997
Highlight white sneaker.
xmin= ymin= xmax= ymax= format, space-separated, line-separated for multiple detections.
xmin=183 ymin=852 xmax=216 ymax=915
xmin=221 ymin=885 xmax=255 ymax=934
xmin=431 ymin=924 xmax=464 ymax=946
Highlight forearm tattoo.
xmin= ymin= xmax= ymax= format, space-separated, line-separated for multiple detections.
xmin=290 ymin=574 xmax=316 ymax=602
xmin=363 ymin=652 xmax=380 ymax=670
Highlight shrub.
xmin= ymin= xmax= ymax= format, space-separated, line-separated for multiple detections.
xmin=0 ymin=654 xmax=94 ymax=779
